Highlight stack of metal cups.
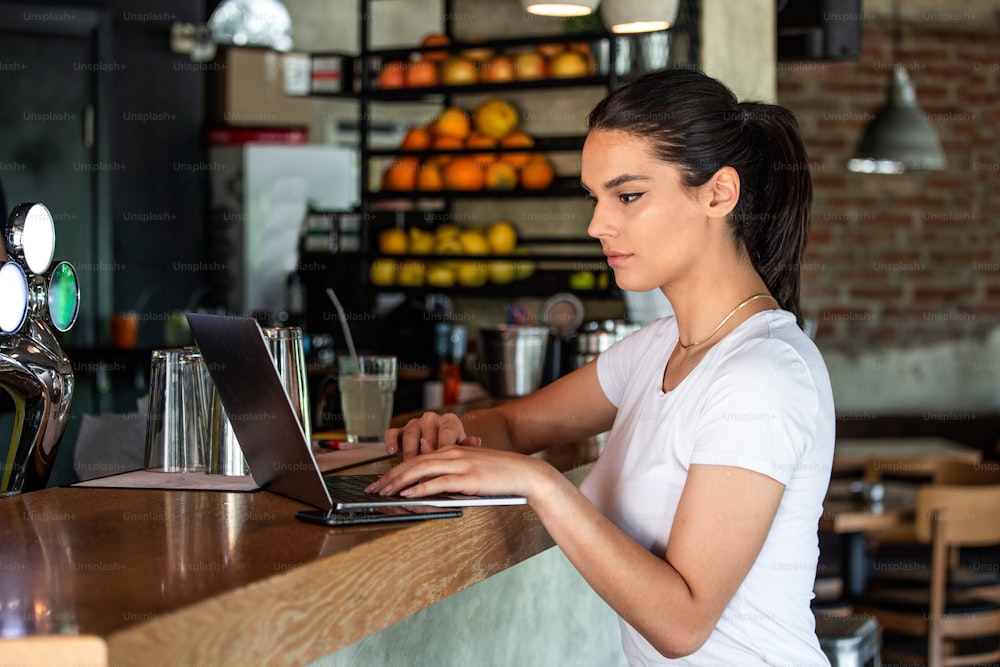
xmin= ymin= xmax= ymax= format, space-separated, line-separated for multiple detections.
xmin=207 ymin=325 xmax=310 ymax=475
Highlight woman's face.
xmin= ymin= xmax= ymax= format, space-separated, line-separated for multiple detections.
xmin=582 ymin=129 xmax=714 ymax=294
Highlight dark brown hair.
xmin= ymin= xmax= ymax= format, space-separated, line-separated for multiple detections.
xmin=587 ymin=68 xmax=812 ymax=326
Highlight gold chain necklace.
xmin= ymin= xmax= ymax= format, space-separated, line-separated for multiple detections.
xmin=678 ymin=293 xmax=778 ymax=350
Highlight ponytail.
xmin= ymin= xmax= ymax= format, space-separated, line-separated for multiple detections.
xmin=587 ymin=70 xmax=813 ymax=326
xmin=731 ymin=102 xmax=812 ymax=325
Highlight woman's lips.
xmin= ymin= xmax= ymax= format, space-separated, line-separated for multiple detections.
xmin=604 ymin=251 xmax=631 ymax=268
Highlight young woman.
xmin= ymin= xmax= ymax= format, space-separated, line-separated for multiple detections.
xmin=367 ymin=68 xmax=834 ymax=666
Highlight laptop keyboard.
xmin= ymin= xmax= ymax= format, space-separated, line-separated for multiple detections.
xmin=324 ymin=474 xmax=385 ymax=503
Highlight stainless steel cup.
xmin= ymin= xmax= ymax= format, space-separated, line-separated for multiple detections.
xmin=263 ymin=325 xmax=311 ymax=442
xmin=478 ymin=326 xmax=548 ymax=397
xmin=145 ymin=348 xmax=209 ymax=472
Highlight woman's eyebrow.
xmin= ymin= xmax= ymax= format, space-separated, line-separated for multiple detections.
xmin=603 ymin=174 xmax=651 ymax=190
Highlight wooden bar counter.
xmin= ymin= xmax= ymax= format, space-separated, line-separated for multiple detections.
xmin=0 ymin=404 xmax=601 ymax=667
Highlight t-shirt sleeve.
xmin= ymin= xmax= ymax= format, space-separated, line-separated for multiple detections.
xmin=690 ymin=339 xmax=821 ymax=485
xmin=595 ymin=319 xmax=670 ymax=408
xmin=595 ymin=333 xmax=631 ymax=408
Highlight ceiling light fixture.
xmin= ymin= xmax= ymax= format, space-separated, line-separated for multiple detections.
xmin=600 ymin=0 xmax=680 ymax=33
xmin=519 ymin=0 xmax=599 ymax=18
xmin=208 ymin=0 xmax=293 ymax=52
xmin=847 ymin=1 xmax=945 ymax=174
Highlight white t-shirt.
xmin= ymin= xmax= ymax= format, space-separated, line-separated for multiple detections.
xmin=581 ymin=310 xmax=834 ymax=667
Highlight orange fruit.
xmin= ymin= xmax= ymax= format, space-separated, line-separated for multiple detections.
xmin=439 ymin=56 xmax=478 ymax=85
xmin=499 ymin=130 xmax=535 ymax=166
xmin=434 ymin=107 xmax=472 ymax=140
xmin=421 ymin=33 xmax=451 ymax=62
xmin=465 ymin=132 xmax=498 ymax=165
xmin=425 ymin=154 xmax=450 ymax=168
xmin=481 ymin=55 xmax=517 ymax=83
xmin=377 ymin=61 xmax=406 ymax=89
xmin=442 ymin=157 xmax=484 ymax=190
xmin=405 ymin=59 xmax=439 ymax=87
xmin=416 ymin=161 xmax=444 ymax=190
xmin=519 ymin=155 xmax=555 ymax=190
xmin=473 ymin=99 xmax=519 ymax=140
xmin=431 ymin=135 xmax=463 ymax=163
xmin=461 ymin=38 xmax=494 ymax=62
xmin=550 ymin=50 xmax=591 ymax=78
xmin=399 ymin=126 xmax=432 ymax=151
xmin=536 ymin=43 xmax=565 ymax=59
xmin=485 ymin=161 xmax=518 ymax=190
xmin=382 ymin=157 xmax=420 ymax=191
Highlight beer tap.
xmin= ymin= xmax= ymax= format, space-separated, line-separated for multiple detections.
xmin=0 ymin=203 xmax=79 ymax=495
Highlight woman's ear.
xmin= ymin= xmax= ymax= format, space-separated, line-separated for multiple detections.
xmin=705 ymin=166 xmax=740 ymax=219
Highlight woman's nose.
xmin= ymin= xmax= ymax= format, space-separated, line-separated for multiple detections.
xmin=587 ymin=203 xmax=612 ymax=240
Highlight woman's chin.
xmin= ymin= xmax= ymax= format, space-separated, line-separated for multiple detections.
xmin=613 ymin=275 xmax=661 ymax=294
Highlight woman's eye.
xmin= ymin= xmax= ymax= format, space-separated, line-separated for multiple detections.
xmin=584 ymin=193 xmax=597 ymax=207
xmin=619 ymin=192 xmax=643 ymax=204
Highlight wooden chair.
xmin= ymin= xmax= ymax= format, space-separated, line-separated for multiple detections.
xmin=865 ymin=462 xmax=1000 ymax=596
xmin=855 ymin=483 xmax=1000 ymax=666
xmin=862 ymin=460 xmax=999 ymax=557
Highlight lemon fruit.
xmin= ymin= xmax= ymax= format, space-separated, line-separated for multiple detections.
xmin=396 ymin=260 xmax=426 ymax=286
xmin=488 ymin=260 xmax=516 ymax=285
xmin=426 ymin=262 xmax=457 ymax=288
xmin=514 ymin=247 xmax=536 ymax=280
xmin=378 ymin=228 xmax=408 ymax=254
xmin=369 ymin=259 xmax=397 ymax=286
xmin=473 ymin=99 xmax=519 ymax=140
xmin=569 ymin=270 xmax=596 ymax=290
xmin=435 ymin=235 xmax=464 ymax=255
xmin=486 ymin=221 xmax=518 ymax=254
xmin=456 ymin=261 xmax=489 ymax=287
xmin=408 ymin=228 xmax=435 ymax=254
xmin=459 ymin=230 xmax=490 ymax=255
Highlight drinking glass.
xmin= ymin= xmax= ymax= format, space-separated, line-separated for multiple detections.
xmin=338 ymin=355 xmax=397 ymax=443
xmin=207 ymin=392 xmax=251 ymax=476
xmin=262 ymin=325 xmax=311 ymax=441
xmin=145 ymin=348 xmax=209 ymax=472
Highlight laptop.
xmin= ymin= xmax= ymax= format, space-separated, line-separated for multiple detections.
xmin=186 ymin=313 xmax=528 ymax=515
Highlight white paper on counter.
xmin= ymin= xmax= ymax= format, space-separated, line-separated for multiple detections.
xmin=70 ymin=442 xmax=395 ymax=492
xmin=72 ymin=469 xmax=259 ymax=492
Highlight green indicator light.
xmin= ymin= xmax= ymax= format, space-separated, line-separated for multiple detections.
xmin=47 ymin=261 xmax=79 ymax=332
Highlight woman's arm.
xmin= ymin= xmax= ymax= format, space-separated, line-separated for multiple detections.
xmin=535 ymin=463 xmax=784 ymax=658
xmin=370 ymin=446 xmax=785 ymax=659
xmin=387 ymin=360 xmax=618 ymax=458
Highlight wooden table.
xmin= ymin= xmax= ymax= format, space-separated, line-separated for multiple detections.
xmin=823 ymin=436 xmax=982 ymax=599
xmin=821 ymin=479 xmax=918 ymax=599
xmin=831 ymin=437 xmax=983 ymax=475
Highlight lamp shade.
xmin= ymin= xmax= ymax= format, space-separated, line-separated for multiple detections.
xmin=848 ymin=67 xmax=946 ymax=174
xmin=208 ymin=0 xmax=293 ymax=52
xmin=520 ymin=0 xmax=598 ymax=17
xmin=600 ymin=0 xmax=680 ymax=33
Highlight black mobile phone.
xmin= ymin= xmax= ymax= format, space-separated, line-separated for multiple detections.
xmin=295 ymin=507 xmax=463 ymax=526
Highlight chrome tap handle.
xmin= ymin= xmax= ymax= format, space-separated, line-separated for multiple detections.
xmin=0 ymin=203 xmax=77 ymax=495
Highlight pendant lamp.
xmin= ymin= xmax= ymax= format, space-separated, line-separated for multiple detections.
xmin=600 ymin=0 xmax=680 ymax=33
xmin=520 ymin=0 xmax=599 ymax=17
xmin=208 ymin=0 xmax=293 ymax=52
xmin=847 ymin=3 xmax=945 ymax=174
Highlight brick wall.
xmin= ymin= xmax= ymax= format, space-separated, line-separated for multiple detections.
xmin=776 ymin=13 xmax=1000 ymax=351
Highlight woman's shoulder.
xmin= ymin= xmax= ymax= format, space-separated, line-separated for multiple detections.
xmin=713 ymin=310 xmax=829 ymax=383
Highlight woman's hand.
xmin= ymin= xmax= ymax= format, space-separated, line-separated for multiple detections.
xmin=365 ymin=444 xmax=556 ymax=501
xmin=384 ymin=411 xmax=482 ymax=459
